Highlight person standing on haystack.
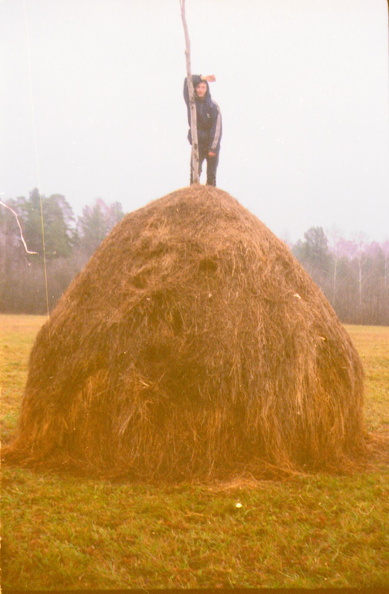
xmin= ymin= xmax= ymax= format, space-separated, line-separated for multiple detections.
xmin=183 ymin=74 xmax=222 ymax=186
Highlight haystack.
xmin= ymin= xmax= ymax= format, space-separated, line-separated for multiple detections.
xmin=4 ymin=186 xmax=366 ymax=480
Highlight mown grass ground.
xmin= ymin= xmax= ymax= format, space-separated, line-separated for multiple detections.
xmin=1 ymin=315 xmax=388 ymax=589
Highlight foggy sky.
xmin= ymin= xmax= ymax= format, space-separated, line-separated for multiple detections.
xmin=1 ymin=0 xmax=388 ymax=243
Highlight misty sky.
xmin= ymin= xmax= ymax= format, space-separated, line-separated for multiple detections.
xmin=1 ymin=0 xmax=388 ymax=243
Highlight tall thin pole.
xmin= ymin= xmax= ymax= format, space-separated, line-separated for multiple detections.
xmin=180 ymin=0 xmax=199 ymax=184
xmin=23 ymin=0 xmax=50 ymax=320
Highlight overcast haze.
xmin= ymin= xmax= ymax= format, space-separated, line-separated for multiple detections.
xmin=1 ymin=0 xmax=388 ymax=243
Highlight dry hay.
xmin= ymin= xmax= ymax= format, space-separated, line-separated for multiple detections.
xmin=3 ymin=186 xmax=366 ymax=480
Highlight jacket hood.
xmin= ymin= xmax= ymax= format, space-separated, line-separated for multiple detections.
xmin=195 ymin=79 xmax=211 ymax=100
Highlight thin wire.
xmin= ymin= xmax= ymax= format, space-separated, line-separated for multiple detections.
xmin=0 ymin=200 xmax=38 ymax=254
xmin=23 ymin=0 xmax=50 ymax=320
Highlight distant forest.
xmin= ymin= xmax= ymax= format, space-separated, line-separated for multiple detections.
xmin=1 ymin=189 xmax=388 ymax=325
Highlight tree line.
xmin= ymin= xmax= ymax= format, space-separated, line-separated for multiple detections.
xmin=1 ymin=190 xmax=388 ymax=325
xmin=292 ymin=227 xmax=389 ymax=325
xmin=1 ymin=189 xmax=124 ymax=314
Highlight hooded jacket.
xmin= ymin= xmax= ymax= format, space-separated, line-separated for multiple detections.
xmin=183 ymin=75 xmax=222 ymax=153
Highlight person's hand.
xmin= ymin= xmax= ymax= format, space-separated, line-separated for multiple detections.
xmin=208 ymin=151 xmax=216 ymax=157
xmin=201 ymin=74 xmax=216 ymax=82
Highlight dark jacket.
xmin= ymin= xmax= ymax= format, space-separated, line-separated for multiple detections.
xmin=183 ymin=75 xmax=222 ymax=152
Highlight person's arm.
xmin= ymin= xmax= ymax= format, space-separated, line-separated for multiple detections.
xmin=183 ymin=74 xmax=201 ymax=105
xmin=201 ymin=74 xmax=216 ymax=82
xmin=208 ymin=102 xmax=222 ymax=156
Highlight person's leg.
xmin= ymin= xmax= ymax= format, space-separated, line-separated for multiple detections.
xmin=205 ymin=150 xmax=219 ymax=186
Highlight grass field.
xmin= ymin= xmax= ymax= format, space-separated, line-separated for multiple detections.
xmin=1 ymin=314 xmax=388 ymax=589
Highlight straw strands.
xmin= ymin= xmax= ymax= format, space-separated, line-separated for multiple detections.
xmin=3 ymin=186 xmax=366 ymax=480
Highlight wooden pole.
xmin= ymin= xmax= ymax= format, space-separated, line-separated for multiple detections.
xmin=180 ymin=0 xmax=199 ymax=184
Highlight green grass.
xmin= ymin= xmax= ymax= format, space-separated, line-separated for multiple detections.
xmin=1 ymin=315 xmax=47 ymax=442
xmin=345 ymin=325 xmax=389 ymax=435
xmin=1 ymin=315 xmax=388 ymax=589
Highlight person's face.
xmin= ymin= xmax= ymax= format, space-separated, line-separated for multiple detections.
xmin=195 ymin=82 xmax=207 ymax=98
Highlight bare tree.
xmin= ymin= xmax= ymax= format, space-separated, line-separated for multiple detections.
xmin=180 ymin=0 xmax=199 ymax=183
